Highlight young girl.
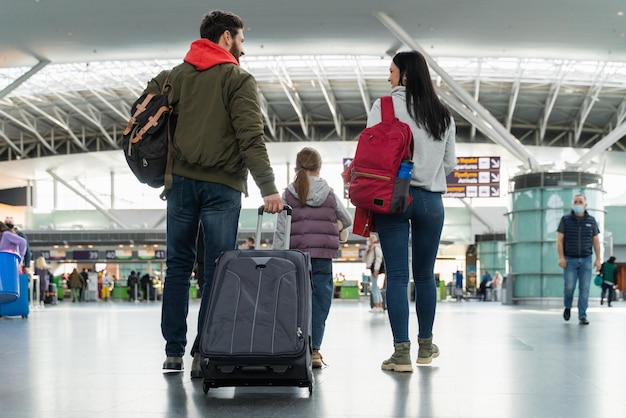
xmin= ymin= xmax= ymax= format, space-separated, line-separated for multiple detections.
xmin=273 ymin=147 xmax=353 ymax=368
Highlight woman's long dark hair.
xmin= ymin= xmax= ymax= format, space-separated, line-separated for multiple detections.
xmin=393 ymin=51 xmax=451 ymax=140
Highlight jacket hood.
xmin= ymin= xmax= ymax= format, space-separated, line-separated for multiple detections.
xmin=183 ymin=39 xmax=239 ymax=71
xmin=287 ymin=177 xmax=331 ymax=207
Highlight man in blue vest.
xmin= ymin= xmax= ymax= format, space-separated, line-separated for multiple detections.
xmin=556 ymin=194 xmax=601 ymax=325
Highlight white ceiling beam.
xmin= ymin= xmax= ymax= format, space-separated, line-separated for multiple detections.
xmin=272 ymin=61 xmax=309 ymax=138
xmin=46 ymin=168 xmax=129 ymax=229
xmin=538 ymin=64 xmax=566 ymax=142
xmin=0 ymin=59 xmax=50 ymax=99
xmin=546 ymin=130 xmax=568 ymax=147
xmin=53 ymin=93 xmax=118 ymax=148
xmin=505 ymin=61 xmax=524 ymax=131
xmin=573 ymin=64 xmax=607 ymax=144
xmin=459 ymin=198 xmax=494 ymax=232
xmin=0 ymin=126 xmax=24 ymax=156
xmin=87 ymin=88 xmax=129 ymax=121
xmin=20 ymin=98 xmax=89 ymax=152
xmin=0 ymin=108 xmax=56 ymax=153
xmin=257 ymin=90 xmax=277 ymax=139
xmin=577 ymin=120 xmax=626 ymax=165
xmin=352 ymin=57 xmax=372 ymax=114
xmin=470 ymin=66 xmax=481 ymax=141
xmin=614 ymin=96 xmax=626 ymax=126
xmin=75 ymin=178 xmax=108 ymax=208
xmin=311 ymin=58 xmax=343 ymax=137
xmin=375 ymin=11 xmax=540 ymax=170
xmin=437 ymin=88 xmax=528 ymax=161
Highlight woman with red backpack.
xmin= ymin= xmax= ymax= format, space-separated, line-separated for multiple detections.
xmin=370 ymin=51 xmax=456 ymax=372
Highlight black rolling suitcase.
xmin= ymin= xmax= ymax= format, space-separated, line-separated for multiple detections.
xmin=45 ymin=283 xmax=58 ymax=305
xmin=200 ymin=205 xmax=314 ymax=394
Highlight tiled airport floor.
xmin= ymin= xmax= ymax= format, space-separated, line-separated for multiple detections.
xmin=1 ymin=295 xmax=626 ymax=418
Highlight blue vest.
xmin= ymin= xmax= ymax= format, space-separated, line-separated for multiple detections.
xmin=561 ymin=212 xmax=597 ymax=258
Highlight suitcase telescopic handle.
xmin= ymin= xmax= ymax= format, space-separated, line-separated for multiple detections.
xmin=256 ymin=204 xmax=292 ymax=250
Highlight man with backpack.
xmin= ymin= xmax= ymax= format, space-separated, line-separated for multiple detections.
xmin=146 ymin=10 xmax=283 ymax=378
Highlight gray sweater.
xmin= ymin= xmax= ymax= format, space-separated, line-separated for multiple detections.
xmin=366 ymin=86 xmax=456 ymax=193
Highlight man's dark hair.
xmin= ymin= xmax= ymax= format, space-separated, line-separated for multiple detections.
xmin=200 ymin=10 xmax=244 ymax=43
xmin=247 ymin=236 xmax=255 ymax=245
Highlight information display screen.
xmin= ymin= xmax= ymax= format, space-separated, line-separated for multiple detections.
xmin=72 ymin=250 xmax=99 ymax=260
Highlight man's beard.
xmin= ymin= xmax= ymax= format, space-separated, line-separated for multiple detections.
xmin=230 ymin=45 xmax=241 ymax=63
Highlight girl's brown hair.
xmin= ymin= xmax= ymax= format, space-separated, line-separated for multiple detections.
xmin=293 ymin=147 xmax=322 ymax=206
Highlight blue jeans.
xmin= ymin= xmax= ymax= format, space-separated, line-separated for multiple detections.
xmin=370 ymin=273 xmax=383 ymax=304
xmin=161 ymin=175 xmax=241 ymax=357
xmin=375 ymin=187 xmax=444 ymax=343
xmin=563 ymin=256 xmax=592 ymax=319
xmin=311 ymin=258 xmax=333 ymax=350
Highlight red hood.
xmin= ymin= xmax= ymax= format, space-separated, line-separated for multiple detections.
xmin=183 ymin=39 xmax=239 ymax=71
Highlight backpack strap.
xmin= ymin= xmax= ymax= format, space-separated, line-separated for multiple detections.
xmin=160 ymin=70 xmax=174 ymax=201
xmin=380 ymin=96 xmax=395 ymax=123
xmin=123 ymin=94 xmax=155 ymax=136
xmin=380 ymin=95 xmax=415 ymax=160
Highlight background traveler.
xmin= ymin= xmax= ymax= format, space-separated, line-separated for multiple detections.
xmin=148 ymin=9 xmax=283 ymax=377
xmin=68 ymin=268 xmax=84 ymax=303
xmin=454 ymin=270 xmax=464 ymax=301
xmin=363 ymin=234 xmax=385 ymax=312
xmin=34 ymin=256 xmax=49 ymax=304
xmin=273 ymin=147 xmax=352 ymax=368
xmin=127 ymin=270 xmax=139 ymax=302
xmin=368 ymin=51 xmax=456 ymax=372
xmin=3 ymin=217 xmax=31 ymax=272
xmin=477 ymin=270 xmax=493 ymax=301
xmin=557 ymin=194 xmax=601 ymax=325
xmin=492 ymin=271 xmax=503 ymax=302
xmin=600 ymin=256 xmax=618 ymax=307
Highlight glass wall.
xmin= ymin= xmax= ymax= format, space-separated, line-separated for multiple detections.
xmin=507 ymin=172 xmax=604 ymax=301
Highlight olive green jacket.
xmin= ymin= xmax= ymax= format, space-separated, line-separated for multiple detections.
xmin=144 ymin=39 xmax=277 ymax=197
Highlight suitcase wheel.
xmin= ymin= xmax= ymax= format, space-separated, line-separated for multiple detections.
xmin=203 ymin=381 xmax=210 ymax=394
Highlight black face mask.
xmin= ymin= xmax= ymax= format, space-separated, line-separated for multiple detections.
xmin=5 ymin=223 xmax=14 ymax=229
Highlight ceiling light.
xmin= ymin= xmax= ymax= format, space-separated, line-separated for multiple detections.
xmin=618 ymin=11 xmax=624 ymax=16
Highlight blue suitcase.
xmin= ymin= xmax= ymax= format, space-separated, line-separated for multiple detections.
xmin=0 ymin=274 xmax=30 ymax=318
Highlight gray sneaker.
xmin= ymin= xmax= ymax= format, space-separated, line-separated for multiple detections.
xmin=162 ymin=356 xmax=183 ymax=371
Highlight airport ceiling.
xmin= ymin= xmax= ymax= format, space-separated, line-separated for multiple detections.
xmin=1 ymin=0 xmax=626 ymax=189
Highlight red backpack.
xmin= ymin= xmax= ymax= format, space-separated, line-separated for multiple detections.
xmin=343 ymin=96 xmax=414 ymax=214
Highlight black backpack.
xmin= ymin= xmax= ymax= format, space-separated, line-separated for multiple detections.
xmin=122 ymin=71 xmax=175 ymax=200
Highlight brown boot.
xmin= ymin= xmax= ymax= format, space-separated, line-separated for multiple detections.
xmin=312 ymin=349 xmax=326 ymax=368
xmin=417 ymin=337 xmax=440 ymax=364
xmin=381 ymin=342 xmax=413 ymax=372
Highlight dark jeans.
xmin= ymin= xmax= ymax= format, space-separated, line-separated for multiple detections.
xmin=311 ymin=258 xmax=333 ymax=350
xmin=601 ymin=283 xmax=615 ymax=305
xmin=161 ymin=175 xmax=241 ymax=358
xmin=375 ymin=187 xmax=444 ymax=343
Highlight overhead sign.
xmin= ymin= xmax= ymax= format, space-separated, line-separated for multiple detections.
xmin=444 ymin=156 xmax=501 ymax=198
xmin=137 ymin=249 xmax=166 ymax=260
xmin=105 ymin=249 xmax=133 ymax=260
xmin=72 ymin=250 xmax=100 ymax=260
xmin=40 ymin=250 xmax=67 ymax=260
